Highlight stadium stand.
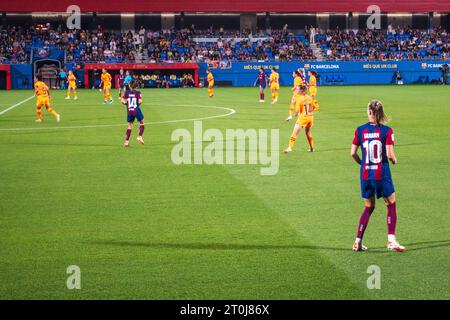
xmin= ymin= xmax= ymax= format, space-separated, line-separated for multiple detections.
xmin=1 ymin=24 xmax=448 ymax=66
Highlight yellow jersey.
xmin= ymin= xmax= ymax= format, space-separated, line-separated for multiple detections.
xmin=309 ymin=75 xmax=316 ymax=87
xmin=295 ymin=94 xmax=315 ymax=118
xmin=207 ymin=72 xmax=214 ymax=82
xmin=35 ymin=81 xmax=49 ymax=98
xmin=293 ymin=76 xmax=305 ymax=89
xmin=101 ymin=72 xmax=112 ymax=85
xmin=68 ymin=74 xmax=76 ymax=83
xmin=270 ymin=72 xmax=279 ymax=85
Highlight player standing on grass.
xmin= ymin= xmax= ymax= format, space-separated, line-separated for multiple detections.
xmin=118 ymin=68 xmax=125 ymax=98
xmin=65 ymin=70 xmax=78 ymax=100
xmin=269 ymin=67 xmax=280 ymax=104
xmin=122 ymin=80 xmax=145 ymax=147
xmin=308 ymin=71 xmax=319 ymax=110
xmin=100 ymin=68 xmax=113 ymax=104
xmin=351 ymin=100 xmax=405 ymax=252
xmin=284 ymin=85 xmax=316 ymax=153
xmin=34 ymin=76 xmax=60 ymax=123
xmin=253 ymin=67 xmax=269 ymax=103
xmin=119 ymin=70 xmax=132 ymax=98
xmin=286 ymin=70 xmax=304 ymax=121
xmin=206 ymin=69 xmax=214 ymax=98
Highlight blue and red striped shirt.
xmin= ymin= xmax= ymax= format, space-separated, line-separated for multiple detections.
xmin=352 ymin=122 xmax=394 ymax=181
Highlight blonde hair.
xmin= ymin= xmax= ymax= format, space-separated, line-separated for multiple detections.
xmin=368 ymin=100 xmax=389 ymax=125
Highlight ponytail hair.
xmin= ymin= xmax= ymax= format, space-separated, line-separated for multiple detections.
xmin=368 ymin=99 xmax=389 ymax=125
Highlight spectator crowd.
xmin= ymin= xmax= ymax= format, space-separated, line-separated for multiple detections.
xmin=317 ymin=26 xmax=449 ymax=61
xmin=1 ymin=23 xmax=449 ymax=65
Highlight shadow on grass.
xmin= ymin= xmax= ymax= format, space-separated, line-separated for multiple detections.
xmin=87 ymin=240 xmax=350 ymax=251
xmin=86 ymin=239 xmax=450 ymax=253
xmin=366 ymin=239 xmax=450 ymax=252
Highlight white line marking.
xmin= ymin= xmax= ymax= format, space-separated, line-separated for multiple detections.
xmin=0 ymin=105 xmax=236 ymax=132
xmin=0 ymin=95 xmax=35 ymax=116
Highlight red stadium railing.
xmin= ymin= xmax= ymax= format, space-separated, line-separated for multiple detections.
xmin=0 ymin=65 xmax=12 ymax=90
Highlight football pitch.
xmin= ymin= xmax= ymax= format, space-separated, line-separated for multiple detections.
xmin=0 ymin=85 xmax=449 ymax=299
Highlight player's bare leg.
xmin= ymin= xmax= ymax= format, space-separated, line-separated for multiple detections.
xmin=45 ymin=106 xmax=60 ymax=122
xmin=286 ymin=97 xmax=295 ymax=121
xmin=259 ymin=87 xmax=265 ymax=102
xmin=137 ymin=120 xmax=145 ymax=145
xmin=305 ymin=126 xmax=315 ymax=152
xmin=35 ymin=107 xmax=43 ymax=122
xmin=384 ymin=193 xmax=405 ymax=252
xmin=284 ymin=124 xmax=301 ymax=153
xmin=103 ymin=89 xmax=108 ymax=104
xmin=312 ymin=94 xmax=319 ymax=110
xmin=208 ymin=85 xmax=214 ymax=98
xmin=353 ymin=197 xmax=375 ymax=251
xmin=125 ymin=123 xmax=132 ymax=147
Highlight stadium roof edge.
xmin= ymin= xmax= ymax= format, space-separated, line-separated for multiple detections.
xmin=0 ymin=0 xmax=449 ymax=13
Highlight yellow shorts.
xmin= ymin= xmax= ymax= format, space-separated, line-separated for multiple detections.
xmin=36 ymin=96 xmax=50 ymax=108
xmin=208 ymin=81 xmax=214 ymax=88
xmin=103 ymin=84 xmax=111 ymax=90
xmin=270 ymin=84 xmax=279 ymax=91
xmin=68 ymin=82 xmax=76 ymax=89
xmin=297 ymin=116 xmax=314 ymax=127
xmin=309 ymin=86 xmax=317 ymax=97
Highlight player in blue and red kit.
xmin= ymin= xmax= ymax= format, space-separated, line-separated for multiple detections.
xmin=121 ymin=80 xmax=145 ymax=147
xmin=351 ymin=100 xmax=405 ymax=252
xmin=253 ymin=67 xmax=269 ymax=102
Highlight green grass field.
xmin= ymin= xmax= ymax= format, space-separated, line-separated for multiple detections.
xmin=0 ymin=85 xmax=449 ymax=299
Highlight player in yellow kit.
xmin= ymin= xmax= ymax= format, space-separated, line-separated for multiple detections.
xmin=100 ymin=68 xmax=113 ymax=104
xmin=286 ymin=70 xmax=305 ymax=121
xmin=206 ymin=69 xmax=214 ymax=98
xmin=284 ymin=85 xmax=317 ymax=153
xmin=34 ymin=75 xmax=60 ymax=123
xmin=269 ymin=68 xmax=280 ymax=104
xmin=65 ymin=70 xmax=78 ymax=100
xmin=308 ymin=70 xmax=319 ymax=110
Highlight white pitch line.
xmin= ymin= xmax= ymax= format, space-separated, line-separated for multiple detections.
xmin=0 ymin=105 xmax=236 ymax=132
xmin=0 ymin=95 xmax=35 ymax=116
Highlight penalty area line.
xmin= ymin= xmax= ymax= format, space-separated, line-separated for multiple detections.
xmin=0 ymin=95 xmax=35 ymax=116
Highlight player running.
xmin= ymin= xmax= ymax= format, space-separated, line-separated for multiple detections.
xmin=253 ymin=67 xmax=269 ymax=103
xmin=65 ymin=70 xmax=78 ymax=100
xmin=269 ymin=68 xmax=280 ymax=104
xmin=286 ymin=70 xmax=304 ymax=121
xmin=308 ymin=71 xmax=319 ymax=110
xmin=121 ymin=80 xmax=145 ymax=147
xmin=206 ymin=69 xmax=214 ymax=98
xmin=284 ymin=85 xmax=316 ymax=153
xmin=34 ymin=76 xmax=60 ymax=123
xmin=100 ymin=68 xmax=113 ymax=104
xmin=351 ymin=100 xmax=405 ymax=252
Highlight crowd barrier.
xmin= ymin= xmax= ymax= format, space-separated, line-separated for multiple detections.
xmin=199 ymin=60 xmax=449 ymax=86
xmin=5 ymin=60 xmax=448 ymax=89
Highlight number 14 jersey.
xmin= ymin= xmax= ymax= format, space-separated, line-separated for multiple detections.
xmin=352 ymin=123 xmax=394 ymax=181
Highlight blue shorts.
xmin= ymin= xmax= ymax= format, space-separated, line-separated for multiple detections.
xmin=127 ymin=108 xmax=144 ymax=123
xmin=360 ymin=178 xmax=395 ymax=199
xmin=259 ymin=83 xmax=266 ymax=90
